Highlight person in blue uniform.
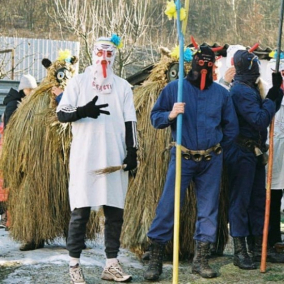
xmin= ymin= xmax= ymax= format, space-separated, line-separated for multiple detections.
xmin=143 ymin=46 xmax=239 ymax=280
xmin=225 ymin=49 xmax=284 ymax=270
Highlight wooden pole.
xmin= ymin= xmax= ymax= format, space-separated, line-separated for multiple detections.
xmin=260 ymin=0 xmax=284 ymax=272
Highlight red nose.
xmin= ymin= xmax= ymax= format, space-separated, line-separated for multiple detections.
xmin=101 ymin=60 xmax=107 ymax=78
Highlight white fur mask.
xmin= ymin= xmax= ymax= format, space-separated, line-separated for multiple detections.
xmin=91 ymin=40 xmax=116 ymax=94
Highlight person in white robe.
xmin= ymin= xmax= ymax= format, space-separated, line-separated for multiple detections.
xmin=266 ymin=58 xmax=284 ymax=249
xmin=57 ymin=34 xmax=138 ymax=284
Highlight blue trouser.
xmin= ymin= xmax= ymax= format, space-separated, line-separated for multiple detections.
xmin=147 ymin=150 xmax=223 ymax=244
xmin=225 ymin=143 xmax=265 ymax=237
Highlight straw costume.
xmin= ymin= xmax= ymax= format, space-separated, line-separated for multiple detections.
xmin=0 ymin=50 xmax=100 ymax=250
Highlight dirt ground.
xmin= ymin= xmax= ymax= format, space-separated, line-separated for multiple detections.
xmin=1 ymin=228 xmax=284 ymax=284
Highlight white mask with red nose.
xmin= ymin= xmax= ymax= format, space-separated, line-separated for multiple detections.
xmin=91 ymin=37 xmax=116 ymax=94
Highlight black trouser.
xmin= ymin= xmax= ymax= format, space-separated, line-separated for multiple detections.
xmin=269 ymin=190 xmax=283 ymax=247
xmin=67 ymin=206 xmax=124 ymax=258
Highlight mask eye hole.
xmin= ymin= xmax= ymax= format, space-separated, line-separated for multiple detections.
xmin=107 ymin=51 xmax=113 ymax=58
xmin=96 ymin=51 xmax=103 ymax=57
xmin=208 ymin=62 xmax=213 ymax=67
xmin=198 ymin=60 xmax=205 ymax=66
xmin=57 ymin=71 xmax=65 ymax=80
xmin=167 ymin=63 xmax=179 ymax=82
xmin=170 ymin=69 xmax=177 ymax=78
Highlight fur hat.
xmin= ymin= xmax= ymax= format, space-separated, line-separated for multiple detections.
xmin=18 ymin=74 xmax=37 ymax=91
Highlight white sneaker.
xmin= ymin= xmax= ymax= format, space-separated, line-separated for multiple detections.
xmin=69 ymin=264 xmax=86 ymax=284
xmin=101 ymin=262 xmax=132 ymax=282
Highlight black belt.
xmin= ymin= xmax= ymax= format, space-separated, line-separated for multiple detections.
xmin=236 ymin=136 xmax=263 ymax=156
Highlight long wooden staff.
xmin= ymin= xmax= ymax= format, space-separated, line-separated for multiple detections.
xmin=260 ymin=0 xmax=284 ymax=272
xmin=172 ymin=1 xmax=189 ymax=283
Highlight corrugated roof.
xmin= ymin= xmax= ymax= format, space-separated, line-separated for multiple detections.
xmin=188 ymin=43 xmax=274 ymax=60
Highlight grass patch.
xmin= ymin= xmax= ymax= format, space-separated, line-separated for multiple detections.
xmin=263 ymin=274 xmax=284 ymax=281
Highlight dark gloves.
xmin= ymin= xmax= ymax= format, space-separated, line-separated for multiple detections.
xmin=77 ymin=96 xmax=110 ymax=119
xmin=266 ymin=86 xmax=283 ymax=102
xmin=123 ymin=147 xmax=137 ymax=171
xmin=272 ymin=71 xmax=283 ymax=89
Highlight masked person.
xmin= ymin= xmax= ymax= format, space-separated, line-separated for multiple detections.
xmin=143 ymin=46 xmax=239 ymax=281
xmin=265 ymin=58 xmax=284 ymax=250
xmin=225 ymin=49 xmax=284 ymax=271
xmin=57 ymin=35 xmax=138 ymax=284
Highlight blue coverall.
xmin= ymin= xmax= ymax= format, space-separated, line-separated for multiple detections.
xmin=147 ymin=79 xmax=239 ymax=244
xmin=225 ymin=81 xmax=276 ymax=237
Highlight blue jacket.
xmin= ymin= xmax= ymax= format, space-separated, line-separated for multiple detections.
xmin=151 ymin=79 xmax=239 ymax=150
xmin=230 ymin=82 xmax=275 ymax=145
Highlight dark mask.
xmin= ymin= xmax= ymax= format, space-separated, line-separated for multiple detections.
xmin=187 ymin=46 xmax=215 ymax=90
xmin=233 ymin=50 xmax=260 ymax=87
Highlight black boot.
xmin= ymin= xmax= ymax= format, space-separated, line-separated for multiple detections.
xmin=19 ymin=240 xmax=44 ymax=251
xmin=233 ymin=237 xmax=256 ymax=269
xmin=192 ymin=241 xmax=217 ymax=278
xmin=144 ymin=241 xmax=165 ymax=281
xmin=269 ymin=190 xmax=283 ymax=247
xmin=246 ymin=235 xmax=255 ymax=259
xmin=254 ymin=235 xmax=284 ymax=263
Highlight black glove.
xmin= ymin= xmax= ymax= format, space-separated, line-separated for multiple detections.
xmin=123 ymin=147 xmax=137 ymax=171
xmin=272 ymin=71 xmax=283 ymax=89
xmin=266 ymin=86 xmax=282 ymax=102
xmin=77 ymin=96 xmax=110 ymax=119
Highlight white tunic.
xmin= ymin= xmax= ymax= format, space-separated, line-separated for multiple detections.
xmin=270 ymin=101 xmax=284 ymax=189
xmin=57 ymin=66 xmax=137 ymax=210
xmin=265 ymin=60 xmax=284 ymax=190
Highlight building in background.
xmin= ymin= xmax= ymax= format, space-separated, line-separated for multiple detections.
xmin=0 ymin=36 xmax=80 ymax=81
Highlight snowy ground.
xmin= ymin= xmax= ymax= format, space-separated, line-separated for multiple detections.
xmin=1 ymin=226 xmax=284 ymax=284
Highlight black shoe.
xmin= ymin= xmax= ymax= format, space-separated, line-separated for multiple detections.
xmin=19 ymin=240 xmax=44 ymax=251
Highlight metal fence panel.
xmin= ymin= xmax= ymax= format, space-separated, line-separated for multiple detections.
xmin=0 ymin=37 xmax=80 ymax=81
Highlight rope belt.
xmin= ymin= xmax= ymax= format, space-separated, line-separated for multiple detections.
xmin=169 ymin=142 xmax=222 ymax=162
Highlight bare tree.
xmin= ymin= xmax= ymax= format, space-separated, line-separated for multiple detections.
xmin=49 ymin=0 xmax=161 ymax=77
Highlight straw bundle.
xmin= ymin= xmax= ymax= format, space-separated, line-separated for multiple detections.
xmin=94 ymin=164 xmax=126 ymax=176
xmin=121 ymin=49 xmax=229 ymax=259
xmin=0 ymin=59 xmax=100 ymax=245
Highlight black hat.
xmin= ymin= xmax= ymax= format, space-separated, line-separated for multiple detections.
xmin=234 ymin=50 xmax=260 ymax=75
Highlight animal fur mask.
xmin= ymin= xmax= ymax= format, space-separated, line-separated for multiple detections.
xmin=41 ymin=49 xmax=78 ymax=90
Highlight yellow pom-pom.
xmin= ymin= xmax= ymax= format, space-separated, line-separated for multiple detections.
xmin=180 ymin=8 xmax=186 ymax=21
xmin=117 ymin=41 xmax=123 ymax=49
xmin=170 ymin=45 xmax=180 ymax=60
xmin=165 ymin=0 xmax=177 ymax=20
xmin=57 ymin=49 xmax=71 ymax=61
xmin=269 ymin=51 xmax=275 ymax=58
